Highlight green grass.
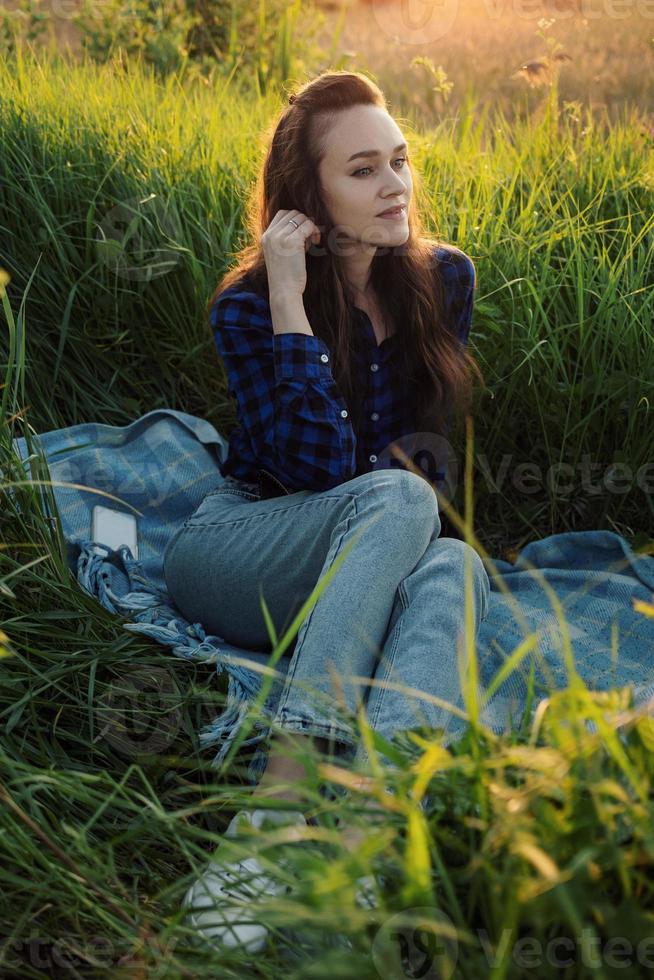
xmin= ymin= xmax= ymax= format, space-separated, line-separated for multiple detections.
xmin=2 ymin=44 xmax=654 ymax=977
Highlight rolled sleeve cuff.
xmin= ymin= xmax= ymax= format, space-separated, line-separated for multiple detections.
xmin=273 ymin=332 xmax=335 ymax=381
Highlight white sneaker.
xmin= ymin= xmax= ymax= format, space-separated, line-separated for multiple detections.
xmin=182 ymin=807 xmax=307 ymax=953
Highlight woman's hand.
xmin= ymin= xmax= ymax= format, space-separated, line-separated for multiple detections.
xmin=261 ymin=209 xmax=321 ymax=301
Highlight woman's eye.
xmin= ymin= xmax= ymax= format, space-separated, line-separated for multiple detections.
xmin=353 ymin=157 xmax=408 ymax=177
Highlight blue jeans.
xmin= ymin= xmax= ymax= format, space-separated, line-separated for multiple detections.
xmin=163 ymin=469 xmax=491 ymax=772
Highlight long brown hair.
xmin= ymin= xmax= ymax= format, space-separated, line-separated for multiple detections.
xmin=208 ymin=69 xmax=484 ymax=440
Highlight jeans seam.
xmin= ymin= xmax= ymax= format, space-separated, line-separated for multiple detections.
xmin=275 ymin=494 xmax=358 ymax=719
xmin=272 ymin=713 xmax=357 ymax=748
xmin=366 ymin=578 xmax=410 ymax=731
xmin=205 ymin=487 xmax=260 ymax=501
xmin=185 ymin=492 xmax=359 ymax=529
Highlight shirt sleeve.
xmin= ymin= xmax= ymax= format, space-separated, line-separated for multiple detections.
xmin=435 ymin=245 xmax=476 ymax=348
xmin=210 ymin=288 xmax=357 ymax=491
xmin=434 ymin=247 xmax=477 ymax=471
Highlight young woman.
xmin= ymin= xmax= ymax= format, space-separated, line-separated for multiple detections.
xmin=163 ymin=69 xmax=490 ymax=952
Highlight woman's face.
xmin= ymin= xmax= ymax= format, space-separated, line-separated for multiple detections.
xmin=318 ymin=104 xmax=412 ymax=252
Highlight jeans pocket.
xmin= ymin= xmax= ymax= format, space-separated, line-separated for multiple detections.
xmin=204 ymin=486 xmax=261 ymax=502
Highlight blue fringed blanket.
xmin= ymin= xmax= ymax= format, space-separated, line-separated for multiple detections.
xmin=11 ymin=409 xmax=654 ymax=784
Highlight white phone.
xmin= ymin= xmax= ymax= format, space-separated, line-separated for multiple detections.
xmin=91 ymin=505 xmax=139 ymax=558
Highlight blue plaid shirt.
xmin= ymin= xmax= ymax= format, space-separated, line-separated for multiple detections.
xmin=210 ymin=244 xmax=476 ymax=494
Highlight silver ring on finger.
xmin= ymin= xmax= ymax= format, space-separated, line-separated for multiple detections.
xmin=288 ymin=218 xmax=299 ymax=228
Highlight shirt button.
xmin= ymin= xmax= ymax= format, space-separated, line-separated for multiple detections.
xmin=340 ymin=409 xmax=348 ymax=418
xmin=370 ymin=363 xmax=379 ymax=372
xmin=369 ymin=454 xmax=377 ymax=463
xmin=370 ymin=412 xmax=379 ymax=421
xmin=320 ymin=353 xmax=329 ymax=363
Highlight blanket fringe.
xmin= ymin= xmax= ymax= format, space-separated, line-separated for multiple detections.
xmin=76 ymin=540 xmax=278 ymax=784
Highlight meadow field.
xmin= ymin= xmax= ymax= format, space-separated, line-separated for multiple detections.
xmin=1 ymin=5 xmax=654 ymax=976
xmin=6 ymin=0 xmax=654 ymax=123
xmin=316 ymin=0 xmax=654 ymax=125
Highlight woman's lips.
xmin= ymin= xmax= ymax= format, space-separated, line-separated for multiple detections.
xmin=377 ymin=205 xmax=407 ymax=220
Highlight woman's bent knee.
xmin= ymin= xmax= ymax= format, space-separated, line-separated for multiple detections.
xmin=351 ymin=468 xmax=441 ymax=538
